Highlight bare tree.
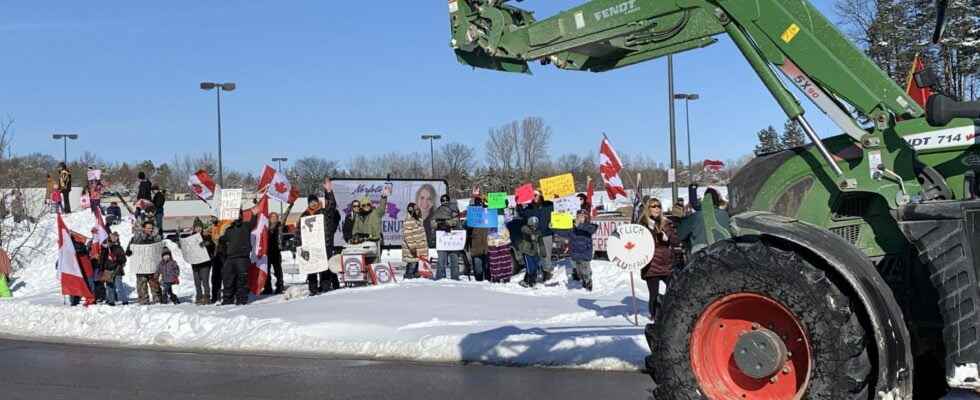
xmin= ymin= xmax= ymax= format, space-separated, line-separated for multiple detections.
xmin=518 ymin=117 xmax=552 ymax=180
xmin=0 ymin=116 xmax=12 ymax=160
xmin=437 ymin=142 xmax=477 ymax=193
xmin=291 ymin=156 xmax=341 ymax=195
xmin=485 ymin=122 xmax=519 ymax=173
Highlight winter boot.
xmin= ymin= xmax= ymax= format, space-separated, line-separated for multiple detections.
xmin=583 ymin=280 xmax=593 ymax=292
xmin=571 ymin=269 xmax=580 ymax=281
xmin=542 ymin=270 xmax=553 ymax=283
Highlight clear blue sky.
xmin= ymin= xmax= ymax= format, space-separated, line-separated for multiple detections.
xmin=1 ymin=0 xmax=845 ymax=172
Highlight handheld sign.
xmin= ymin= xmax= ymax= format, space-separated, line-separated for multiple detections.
xmin=553 ymin=195 xmax=580 ymax=214
xmin=369 ymin=263 xmax=397 ymax=285
xmin=87 ymin=169 xmax=102 ymax=181
xmin=436 ymin=230 xmax=467 ymax=251
xmin=179 ymin=234 xmax=211 ymax=265
xmin=539 ymin=173 xmax=575 ymax=199
xmin=550 ymin=212 xmax=574 ymax=230
xmin=219 ymin=189 xmax=243 ymax=221
xmin=466 ymin=206 xmax=498 ymax=228
xmin=297 ymin=214 xmax=330 ymax=275
xmin=128 ymin=242 xmax=164 ymax=275
xmin=606 ymin=224 xmax=655 ymax=272
xmin=487 ymin=192 xmax=507 ymax=209
xmin=515 ymin=183 xmax=535 ymax=205
xmin=342 ymin=254 xmax=367 ymax=283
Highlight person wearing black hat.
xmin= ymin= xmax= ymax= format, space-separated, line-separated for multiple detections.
xmin=216 ymin=210 xmax=256 ymax=305
xmin=432 ymin=194 xmax=461 ymax=280
xmin=298 ymin=177 xmax=342 ymax=295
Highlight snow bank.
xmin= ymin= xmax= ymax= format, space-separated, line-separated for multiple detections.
xmin=0 ymin=212 xmax=654 ymax=371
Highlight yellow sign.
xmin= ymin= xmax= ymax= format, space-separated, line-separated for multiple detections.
xmin=781 ymin=23 xmax=800 ymax=43
xmin=550 ymin=212 xmax=574 ymax=230
xmin=539 ymin=173 xmax=576 ymax=200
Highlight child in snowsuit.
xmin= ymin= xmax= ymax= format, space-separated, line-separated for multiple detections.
xmin=556 ymin=209 xmax=598 ymax=291
xmin=519 ymin=216 xmax=545 ymax=288
xmin=158 ymin=249 xmax=180 ymax=304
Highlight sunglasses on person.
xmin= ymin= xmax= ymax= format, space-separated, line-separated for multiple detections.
xmin=649 ymin=204 xmax=662 ymax=209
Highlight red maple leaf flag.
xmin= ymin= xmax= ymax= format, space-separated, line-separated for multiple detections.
xmin=187 ymin=170 xmax=217 ymax=201
xmin=703 ymin=159 xmax=725 ymax=173
xmin=246 ymin=196 xmax=270 ymax=295
xmin=599 ymin=136 xmax=628 ymax=200
xmin=56 ymin=214 xmax=95 ymax=301
xmin=624 ymin=241 xmax=636 ymax=251
xmin=258 ymin=165 xmax=300 ymax=205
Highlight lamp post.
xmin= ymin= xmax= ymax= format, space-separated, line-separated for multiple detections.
xmin=673 ymin=93 xmax=699 ymax=184
xmin=51 ymin=134 xmax=79 ymax=165
xmin=200 ymin=82 xmax=236 ymax=187
xmin=667 ymin=55 xmax=678 ymax=203
xmin=421 ymin=134 xmax=442 ymax=178
xmin=272 ymin=157 xmax=288 ymax=214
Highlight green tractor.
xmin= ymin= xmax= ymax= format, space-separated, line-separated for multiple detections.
xmin=448 ymin=0 xmax=979 ymax=398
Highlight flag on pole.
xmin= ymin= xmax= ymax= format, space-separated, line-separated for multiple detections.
xmin=703 ymin=159 xmax=725 ymax=173
xmin=905 ymin=53 xmax=934 ymax=108
xmin=56 ymin=214 xmax=95 ymax=301
xmin=585 ymin=178 xmax=596 ymax=217
xmin=246 ymin=197 xmax=270 ymax=295
xmin=599 ymin=136 xmax=628 ymax=200
xmin=257 ymin=165 xmax=300 ymax=205
xmin=188 ymin=170 xmax=217 ymax=201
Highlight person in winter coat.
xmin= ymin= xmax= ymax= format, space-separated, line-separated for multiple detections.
xmin=100 ymin=231 xmax=127 ymax=306
xmin=45 ymin=174 xmax=55 ymax=205
xmin=678 ymin=188 xmax=732 ymax=254
xmin=639 ymin=197 xmax=679 ymax=320
xmin=263 ymin=212 xmax=286 ymax=295
xmin=157 ymin=249 xmax=180 ymax=304
xmin=401 ymin=202 xmax=428 ymax=279
xmin=151 ymin=187 xmax=166 ymax=230
xmin=127 ymin=221 xmax=164 ymax=305
xmin=183 ymin=221 xmax=215 ymax=305
xmin=299 ymin=178 xmax=342 ymax=295
xmin=351 ymin=185 xmax=390 ymax=246
xmin=216 ymin=212 xmax=255 ymax=305
xmin=518 ymin=190 xmax=555 ymax=282
xmin=519 ymin=216 xmax=546 ymax=287
xmin=467 ymin=197 xmax=490 ymax=282
xmin=341 ymin=200 xmax=357 ymax=244
xmin=432 ymin=194 xmax=461 ymax=280
xmin=556 ymin=209 xmax=598 ymax=291
xmin=136 ymin=171 xmax=152 ymax=202
xmin=487 ymin=216 xmax=513 ymax=283
xmin=106 ymin=202 xmax=122 ymax=226
xmin=58 ymin=163 xmax=72 ymax=213
xmin=209 ymin=217 xmax=227 ymax=304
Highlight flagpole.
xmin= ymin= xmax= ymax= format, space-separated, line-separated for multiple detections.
xmin=630 ymin=272 xmax=639 ymax=326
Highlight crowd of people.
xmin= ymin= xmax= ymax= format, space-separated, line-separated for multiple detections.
xmin=38 ymin=162 xmax=729 ymax=319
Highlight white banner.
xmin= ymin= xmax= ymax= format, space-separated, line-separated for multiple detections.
xmin=179 ymin=234 xmax=211 ymax=265
xmin=329 ymin=180 xmax=447 ymax=248
xmin=128 ymin=242 xmax=164 ymax=275
xmin=436 ymin=230 xmax=466 ymax=251
xmin=553 ymin=195 xmax=580 ymax=214
xmin=297 ymin=214 xmax=330 ymax=275
xmin=342 ymin=254 xmax=367 ymax=282
xmin=219 ymin=189 xmax=243 ymax=221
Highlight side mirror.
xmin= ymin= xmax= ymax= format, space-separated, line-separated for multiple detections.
xmin=933 ymin=0 xmax=949 ymax=44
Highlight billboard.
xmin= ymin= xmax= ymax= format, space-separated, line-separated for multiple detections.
xmin=328 ymin=179 xmax=447 ymax=248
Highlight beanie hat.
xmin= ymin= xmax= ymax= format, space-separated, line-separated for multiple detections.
xmin=307 ymin=194 xmax=319 ymax=203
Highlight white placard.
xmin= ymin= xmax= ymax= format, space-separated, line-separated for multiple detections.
xmin=436 ymin=230 xmax=466 ymax=251
xmin=219 ymin=189 xmax=243 ymax=221
xmin=342 ymin=254 xmax=366 ymax=282
xmin=179 ymin=234 xmax=211 ymax=265
xmin=553 ymin=195 xmax=580 ymax=214
xmin=606 ymin=224 xmax=655 ymax=272
xmin=370 ymin=263 xmax=396 ymax=285
xmin=297 ymin=214 xmax=330 ymax=275
xmin=87 ymin=169 xmax=102 ymax=181
xmin=128 ymin=242 xmax=164 ymax=275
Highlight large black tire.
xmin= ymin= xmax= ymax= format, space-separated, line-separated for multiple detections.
xmin=648 ymin=238 xmax=872 ymax=399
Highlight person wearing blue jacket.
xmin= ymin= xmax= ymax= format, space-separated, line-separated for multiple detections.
xmin=517 ymin=190 xmax=555 ymax=282
xmin=556 ymin=209 xmax=598 ymax=291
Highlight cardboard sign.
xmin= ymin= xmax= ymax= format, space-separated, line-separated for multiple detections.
xmin=87 ymin=169 xmax=102 ymax=181
xmin=297 ymin=214 xmax=330 ymax=275
xmin=606 ymin=224 xmax=655 ymax=272
xmin=515 ymin=183 xmax=535 ymax=205
xmin=466 ymin=206 xmax=498 ymax=228
xmin=436 ymin=230 xmax=467 ymax=251
xmin=179 ymin=234 xmax=211 ymax=265
xmin=128 ymin=242 xmax=164 ymax=275
xmin=369 ymin=263 xmax=397 ymax=285
xmin=342 ymin=254 xmax=367 ymax=282
xmin=487 ymin=192 xmax=507 ymax=209
xmin=553 ymin=195 xmax=580 ymax=214
xmin=550 ymin=212 xmax=574 ymax=230
xmin=219 ymin=189 xmax=243 ymax=221
xmin=539 ymin=173 xmax=575 ymax=200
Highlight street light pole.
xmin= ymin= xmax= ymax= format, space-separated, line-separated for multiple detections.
xmin=200 ymin=82 xmax=237 ymax=187
xmin=673 ymin=93 xmax=699 ymax=185
xmin=421 ymin=134 xmax=442 ymax=178
xmin=51 ymin=134 xmax=79 ymax=165
xmin=272 ymin=157 xmax=288 ymax=214
xmin=667 ymin=55 xmax=678 ymax=203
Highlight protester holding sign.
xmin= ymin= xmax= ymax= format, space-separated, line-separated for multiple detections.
xmin=519 ymin=216 xmax=546 ymax=288
xmin=556 ymin=209 xmax=598 ymax=291
xmin=518 ymin=190 xmax=555 ymax=282
xmin=639 ymin=198 xmax=678 ymax=320
xmin=299 ymin=178 xmax=342 ymax=295
xmin=216 ymin=212 xmax=255 ymax=305
xmin=466 ymin=196 xmax=490 ymax=281
xmin=126 ymin=221 xmax=164 ymax=305
xmin=181 ymin=222 xmax=216 ymax=305
xmin=401 ymin=202 xmax=428 ymax=279
xmin=433 ymin=194 xmax=461 ymax=280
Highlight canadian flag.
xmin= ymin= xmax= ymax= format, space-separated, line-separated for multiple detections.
xmin=703 ymin=159 xmax=726 ymax=173
xmin=56 ymin=214 xmax=95 ymax=301
xmin=257 ymin=165 xmax=300 ymax=205
xmin=246 ymin=197 xmax=270 ymax=295
xmin=599 ymin=136 xmax=628 ymax=200
xmin=187 ymin=170 xmax=217 ymax=201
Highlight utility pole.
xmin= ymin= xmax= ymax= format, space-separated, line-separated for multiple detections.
xmin=674 ymin=93 xmax=700 ymax=184
xmin=667 ymin=55 xmax=678 ymax=203
xmin=52 ymin=134 xmax=79 ymax=165
xmin=200 ymin=82 xmax=237 ymax=187
xmin=421 ymin=134 xmax=442 ymax=178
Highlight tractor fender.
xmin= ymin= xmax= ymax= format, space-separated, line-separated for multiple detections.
xmin=732 ymin=211 xmax=914 ymax=399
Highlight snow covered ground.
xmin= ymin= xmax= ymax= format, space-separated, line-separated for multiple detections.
xmin=0 ymin=212 xmax=655 ymax=371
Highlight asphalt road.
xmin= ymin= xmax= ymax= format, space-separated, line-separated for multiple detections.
xmin=0 ymin=338 xmax=653 ymax=400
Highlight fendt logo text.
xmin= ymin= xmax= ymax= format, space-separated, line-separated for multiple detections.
xmin=594 ymin=0 xmax=639 ymax=22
